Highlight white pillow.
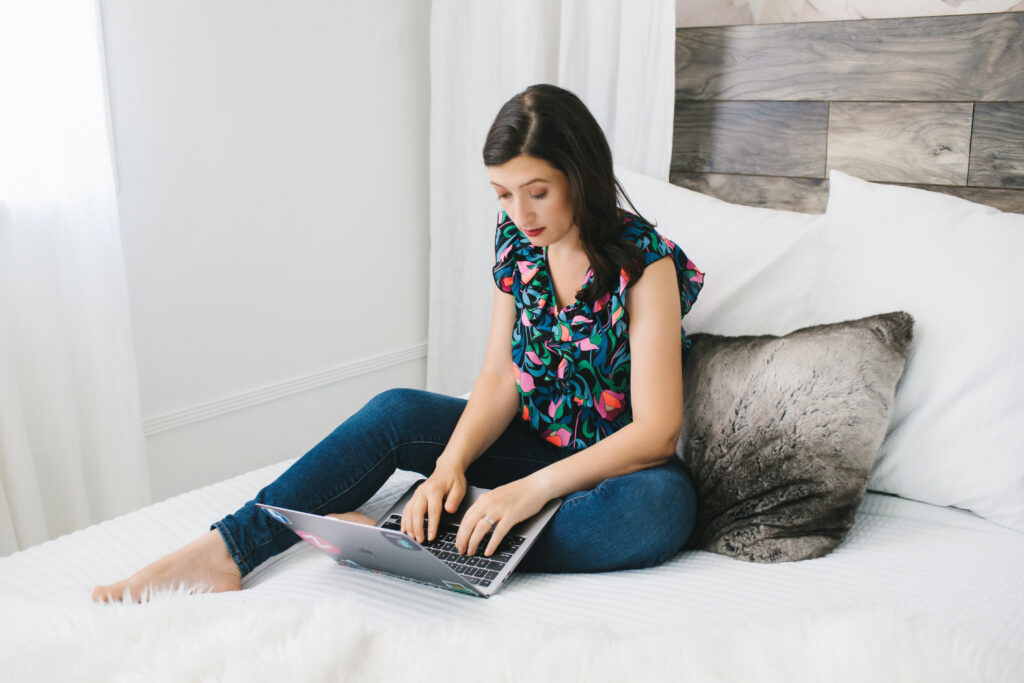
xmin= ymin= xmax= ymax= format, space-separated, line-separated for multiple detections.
xmin=808 ymin=169 xmax=1024 ymax=532
xmin=616 ymin=168 xmax=824 ymax=337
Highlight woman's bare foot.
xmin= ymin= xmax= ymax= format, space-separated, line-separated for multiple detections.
xmin=325 ymin=511 xmax=376 ymax=526
xmin=91 ymin=513 xmax=373 ymax=603
xmin=91 ymin=529 xmax=242 ymax=603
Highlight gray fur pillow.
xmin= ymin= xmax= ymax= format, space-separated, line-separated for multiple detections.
xmin=677 ymin=311 xmax=914 ymax=563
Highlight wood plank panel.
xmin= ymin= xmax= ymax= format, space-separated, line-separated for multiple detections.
xmin=676 ymin=13 xmax=1024 ymax=102
xmin=826 ymin=103 xmax=973 ymax=185
xmin=673 ymin=101 xmax=828 ymax=177
xmin=668 ymin=172 xmax=827 ymax=214
xmin=969 ymin=103 xmax=1024 ymax=188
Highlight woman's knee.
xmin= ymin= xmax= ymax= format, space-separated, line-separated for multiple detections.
xmin=361 ymin=388 xmax=458 ymax=427
xmin=523 ymin=459 xmax=698 ymax=573
xmin=625 ymin=460 xmax=697 ymax=522
xmin=600 ymin=461 xmax=697 ymax=550
xmin=363 ymin=388 xmax=423 ymax=415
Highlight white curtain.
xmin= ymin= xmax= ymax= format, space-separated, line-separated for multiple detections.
xmin=0 ymin=1 xmax=151 ymax=555
xmin=427 ymin=0 xmax=676 ymax=395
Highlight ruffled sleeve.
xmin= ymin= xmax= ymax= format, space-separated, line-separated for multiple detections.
xmin=620 ymin=218 xmax=705 ymax=315
xmin=618 ymin=217 xmax=705 ymax=360
xmin=492 ymin=211 xmax=519 ymax=295
xmin=663 ymin=235 xmax=704 ymax=318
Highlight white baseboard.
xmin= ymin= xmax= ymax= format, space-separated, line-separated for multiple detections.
xmin=142 ymin=342 xmax=428 ymax=436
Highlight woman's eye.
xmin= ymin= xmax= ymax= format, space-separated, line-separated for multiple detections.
xmin=495 ymin=191 xmax=545 ymax=201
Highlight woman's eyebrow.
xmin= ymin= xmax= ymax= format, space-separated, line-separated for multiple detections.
xmin=489 ymin=178 xmax=549 ymax=189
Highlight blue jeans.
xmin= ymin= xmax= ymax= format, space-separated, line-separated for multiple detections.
xmin=212 ymin=388 xmax=698 ymax=578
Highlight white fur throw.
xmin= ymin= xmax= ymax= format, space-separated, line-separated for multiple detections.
xmin=0 ymin=588 xmax=1012 ymax=682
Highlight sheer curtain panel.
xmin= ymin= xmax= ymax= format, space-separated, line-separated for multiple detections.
xmin=426 ymin=0 xmax=675 ymax=395
xmin=0 ymin=0 xmax=151 ymax=555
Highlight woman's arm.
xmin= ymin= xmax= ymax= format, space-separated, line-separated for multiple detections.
xmin=456 ymin=256 xmax=685 ymax=556
xmin=402 ymin=286 xmax=519 ymax=543
xmin=436 ymin=287 xmax=520 ymax=471
xmin=529 ymin=255 xmax=684 ymax=500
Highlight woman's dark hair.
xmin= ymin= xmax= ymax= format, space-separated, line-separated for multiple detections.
xmin=482 ymin=83 xmax=649 ymax=307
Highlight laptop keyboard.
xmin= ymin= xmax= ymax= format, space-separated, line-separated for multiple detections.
xmin=380 ymin=514 xmax=526 ymax=588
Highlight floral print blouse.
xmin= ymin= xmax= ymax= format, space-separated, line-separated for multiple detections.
xmin=492 ymin=209 xmax=704 ymax=453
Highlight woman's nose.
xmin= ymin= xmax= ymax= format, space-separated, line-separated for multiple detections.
xmin=512 ymin=198 xmax=534 ymax=227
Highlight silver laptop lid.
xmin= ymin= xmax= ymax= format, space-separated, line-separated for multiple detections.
xmin=257 ymin=480 xmax=561 ymax=598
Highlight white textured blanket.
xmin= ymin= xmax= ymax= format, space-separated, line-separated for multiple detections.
xmin=1 ymin=460 xmax=1022 ymax=681
xmin=0 ymin=589 xmax=1007 ymax=682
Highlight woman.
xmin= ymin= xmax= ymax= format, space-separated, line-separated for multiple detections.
xmin=92 ymin=83 xmax=704 ymax=603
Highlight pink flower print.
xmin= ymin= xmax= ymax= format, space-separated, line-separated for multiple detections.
xmin=594 ymin=292 xmax=611 ymax=312
xmin=611 ymin=303 xmax=624 ymax=325
xmin=521 ymin=308 xmax=532 ymax=327
xmin=663 ymin=237 xmax=677 ymax=250
xmin=542 ymin=428 xmax=572 ymax=448
xmin=557 ymin=357 xmax=567 ymax=379
xmin=547 ymin=397 xmax=564 ymax=420
xmin=518 ymin=260 xmax=539 ymax=284
xmin=517 ymin=369 xmax=535 ymax=394
xmin=557 ymin=323 xmax=571 ymax=342
xmin=596 ymin=390 xmax=626 ymax=421
xmin=498 ymin=244 xmax=513 ymax=261
xmin=570 ymin=315 xmax=592 ymax=325
xmin=526 ymin=350 xmax=542 ymax=365
xmin=577 ymin=336 xmax=599 ymax=352
xmin=686 ymin=260 xmax=704 ymax=284
xmin=618 ymin=268 xmax=629 ymax=293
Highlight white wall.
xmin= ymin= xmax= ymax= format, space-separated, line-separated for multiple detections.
xmin=99 ymin=1 xmax=431 ymax=501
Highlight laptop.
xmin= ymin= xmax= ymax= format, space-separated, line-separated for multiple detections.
xmin=256 ymin=479 xmax=563 ymax=598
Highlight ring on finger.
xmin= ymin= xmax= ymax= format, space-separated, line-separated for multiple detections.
xmin=484 ymin=515 xmax=496 ymax=526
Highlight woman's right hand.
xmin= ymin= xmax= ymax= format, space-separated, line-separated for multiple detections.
xmin=400 ymin=458 xmax=467 ymax=544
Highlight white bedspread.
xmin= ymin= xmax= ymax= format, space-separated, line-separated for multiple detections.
xmin=2 ymin=459 xmax=1022 ymax=676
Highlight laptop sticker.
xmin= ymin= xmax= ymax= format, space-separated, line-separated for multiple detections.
xmin=338 ymin=559 xmax=371 ymax=572
xmin=441 ymin=580 xmax=476 ymax=596
xmin=381 ymin=531 xmax=421 ymax=551
xmin=295 ymin=529 xmax=340 ymax=554
xmin=262 ymin=508 xmax=292 ymax=525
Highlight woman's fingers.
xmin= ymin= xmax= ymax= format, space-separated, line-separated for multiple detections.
xmin=403 ymin=472 xmax=472 ymax=546
xmin=444 ymin=478 xmax=465 ymax=514
xmin=403 ymin=492 xmax=427 ymax=543
xmin=459 ymin=516 xmax=487 ymax=556
xmin=400 ymin=499 xmax=413 ymax=537
xmin=469 ymin=516 xmax=501 ymax=556
xmin=484 ymin=519 xmax=510 ymax=557
xmin=426 ymin=488 xmax=443 ymax=543
xmin=457 ymin=510 xmax=503 ymax=557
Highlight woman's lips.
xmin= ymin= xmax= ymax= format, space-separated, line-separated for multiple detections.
xmin=523 ymin=227 xmax=545 ymax=237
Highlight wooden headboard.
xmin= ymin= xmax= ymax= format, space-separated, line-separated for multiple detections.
xmin=671 ymin=12 xmax=1024 ymax=214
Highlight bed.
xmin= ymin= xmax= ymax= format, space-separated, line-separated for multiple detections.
xmin=2 ymin=11 xmax=1023 ymax=683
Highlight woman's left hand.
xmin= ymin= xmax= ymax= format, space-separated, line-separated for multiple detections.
xmin=455 ymin=476 xmax=550 ymax=557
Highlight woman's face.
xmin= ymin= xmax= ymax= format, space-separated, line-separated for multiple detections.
xmin=488 ymin=154 xmax=578 ymax=249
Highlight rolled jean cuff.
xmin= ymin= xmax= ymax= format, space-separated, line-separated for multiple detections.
xmin=211 ymin=520 xmax=253 ymax=578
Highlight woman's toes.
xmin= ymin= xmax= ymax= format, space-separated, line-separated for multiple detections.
xmin=92 ymin=582 xmax=129 ymax=603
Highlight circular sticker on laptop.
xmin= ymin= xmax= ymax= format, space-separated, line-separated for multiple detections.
xmin=295 ymin=529 xmax=340 ymax=554
xmin=381 ymin=530 xmax=421 ymax=551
